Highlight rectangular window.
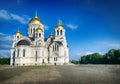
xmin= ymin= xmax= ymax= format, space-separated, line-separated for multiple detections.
xmin=36 ymin=51 xmax=37 ymax=61
xmin=56 ymin=57 xmax=57 ymax=61
xmin=17 ymin=49 xmax=19 ymax=57
xmin=23 ymin=49 xmax=25 ymax=57
xmin=54 ymin=57 xmax=57 ymax=61
xmin=53 ymin=45 xmax=54 ymax=51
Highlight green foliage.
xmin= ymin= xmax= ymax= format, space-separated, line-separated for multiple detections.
xmin=80 ymin=49 xmax=120 ymax=64
xmin=0 ymin=58 xmax=10 ymax=64
xmin=80 ymin=53 xmax=103 ymax=64
xmin=71 ymin=60 xmax=79 ymax=64
xmin=103 ymin=49 xmax=120 ymax=64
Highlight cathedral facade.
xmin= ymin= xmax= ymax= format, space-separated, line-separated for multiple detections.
xmin=10 ymin=13 xmax=69 ymax=66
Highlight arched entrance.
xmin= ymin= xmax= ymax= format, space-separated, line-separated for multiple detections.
xmin=54 ymin=63 xmax=56 ymax=66
xmin=42 ymin=59 xmax=44 ymax=64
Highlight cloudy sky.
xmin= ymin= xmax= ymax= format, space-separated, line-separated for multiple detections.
xmin=0 ymin=0 xmax=120 ymax=59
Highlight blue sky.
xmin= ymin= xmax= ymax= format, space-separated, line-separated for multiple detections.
xmin=0 ymin=0 xmax=120 ymax=60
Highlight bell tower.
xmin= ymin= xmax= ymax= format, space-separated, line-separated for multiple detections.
xmin=54 ymin=20 xmax=67 ymax=46
xmin=14 ymin=27 xmax=22 ymax=41
xmin=35 ymin=26 xmax=44 ymax=40
xmin=28 ymin=12 xmax=44 ymax=39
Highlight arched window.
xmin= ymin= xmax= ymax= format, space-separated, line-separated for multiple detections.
xmin=36 ymin=51 xmax=37 ymax=61
xmin=23 ymin=49 xmax=25 ymax=57
xmin=33 ymin=28 xmax=35 ymax=34
xmin=13 ymin=51 xmax=15 ymax=65
xmin=57 ymin=45 xmax=59 ymax=51
xmin=13 ymin=51 xmax=15 ymax=57
xmin=17 ymin=40 xmax=30 ymax=46
xmin=48 ymin=57 xmax=49 ymax=61
xmin=60 ymin=30 xmax=62 ymax=35
xmin=17 ymin=49 xmax=19 ymax=57
xmin=53 ymin=45 xmax=54 ymax=51
xmin=17 ymin=36 xmax=19 ymax=40
xmin=39 ymin=33 xmax=41 ymax=37
xmin=42 ymin=59 xmax=44 ymax=63
xmin=56 ymin=57 xmax=57 ymax=61
xmin=55 ymin=44 xmax=56 ymax=51
xmin=36 ymin=33 xmax=37 ymax=38
xmin=57 ymin=30 xmax=59 ymax=35
xmin=54 ymin=57 xmax=57 ymax=61
xmin=31 ymin=28 xmax=32 ymax=34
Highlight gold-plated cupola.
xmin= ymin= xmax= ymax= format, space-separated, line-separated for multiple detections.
xmin=29 ymin=11 xmax=42 ymax=24
xmin=49 ymin=32 xmax=54 ymax=38
xmin=36 ymin=25 xmax=43 ymax=32
xmin=55 ymin=19 xmax=64 ymax=30
xmin=15 ymin=27 xmax=22 ymax=35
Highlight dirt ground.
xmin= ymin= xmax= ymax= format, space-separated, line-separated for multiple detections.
xmin=0 ymin=64 xmax=120 ymax=84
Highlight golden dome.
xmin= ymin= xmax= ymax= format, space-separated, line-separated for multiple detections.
xmin=36 ymin=26 xmax=43 ymax=32
xmin=49 ymin=32 xmax=54 ymax=38
xmin=29 ymin=15 xmax=42 ymax=24
xmin=15 ymin=30 xmax=22 ymax=35
xmin=55 ymin=20 xmax=64 ymax=30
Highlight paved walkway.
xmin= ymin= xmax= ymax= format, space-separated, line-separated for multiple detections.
xmin=0 ymin=65 xmax=120 ymax=84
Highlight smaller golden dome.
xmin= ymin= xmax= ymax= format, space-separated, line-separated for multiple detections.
xmin=36 ymin=26 xmax=43 ymax=32
xmin=49 ymin=32 xmax=54 ymax=38
xmin=55 ymin=20 xmax=64 ymax=30
xmin=15 ymin=29 xmax=22 ymax=35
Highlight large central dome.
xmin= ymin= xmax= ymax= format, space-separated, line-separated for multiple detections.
xmin=29 ymin=15 xmax=42 ymax=24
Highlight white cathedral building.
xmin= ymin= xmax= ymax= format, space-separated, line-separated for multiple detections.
xmin=10 ymin=13 xmax=69 ymax=66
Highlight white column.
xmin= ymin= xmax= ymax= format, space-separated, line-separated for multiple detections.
xmin=10 ymin=49 xmax=13 ymax=65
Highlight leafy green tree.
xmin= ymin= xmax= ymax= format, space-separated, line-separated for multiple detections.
xmin=71 ymin=60 xmax=79 ymax=64
xmin=80 ymin=49 xmax=120 ymax=64
xmin=0 ymin=58 xmax=10 ymax=64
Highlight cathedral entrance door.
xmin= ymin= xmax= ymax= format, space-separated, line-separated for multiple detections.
xmin=42 ymin=59 xmax=44 ymax=64
xmin=54 ymin=63 xmax=56 ymax=66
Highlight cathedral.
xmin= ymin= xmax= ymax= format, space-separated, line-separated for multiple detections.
xmin=10 ymin=13 xmax=69 ymax=66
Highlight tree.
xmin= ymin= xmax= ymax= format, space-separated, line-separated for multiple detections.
xmin=0 ymin=58 xmax=10 ymax=64
xmin=80 ymin=49 xmax=120 ymax=64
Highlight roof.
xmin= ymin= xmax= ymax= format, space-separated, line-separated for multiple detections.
xmin=28 ymin=37 xmax=34 ymax=41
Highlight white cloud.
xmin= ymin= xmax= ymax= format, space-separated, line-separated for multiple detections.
xmin=0 ymin=10 xmax=10 ymax=20
xmin=0 ymin=32 xmax=5 ymax=36
xmin=0 ymin=35 xmax=13 ymax=42
xmin=75 ymin=52 xmax=93 ymax=57
xmin=76 ymin=51 xmax=102 ymax=57
xmin=77 ymin=51 xmax=94 ymax=56
xmin=84 ymin=51 xmax=94 ymax=55
xmin=0 ymin=9 xmax=30 ymax=24
xmin=10 ymin=14 xmax=29 ymax=24
xmin=66 ymin=24 xmax=78 ymax=30
xmin=0 ymin=32 xmax=12 ymax=58
xmin=75 ymin=53 xmax=81 ymax=56
xmin=0 ymin=50 xmax=10 ymax=58
xmin=0 ymin=44 xmax=11 ymax=49
xmin=0 ymin=32 xmax=13 ymax=48
xmin=44 ymin=25 xmax=49 ymax=30
xmin=95 ymin=41 xmax=120 ymax=49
